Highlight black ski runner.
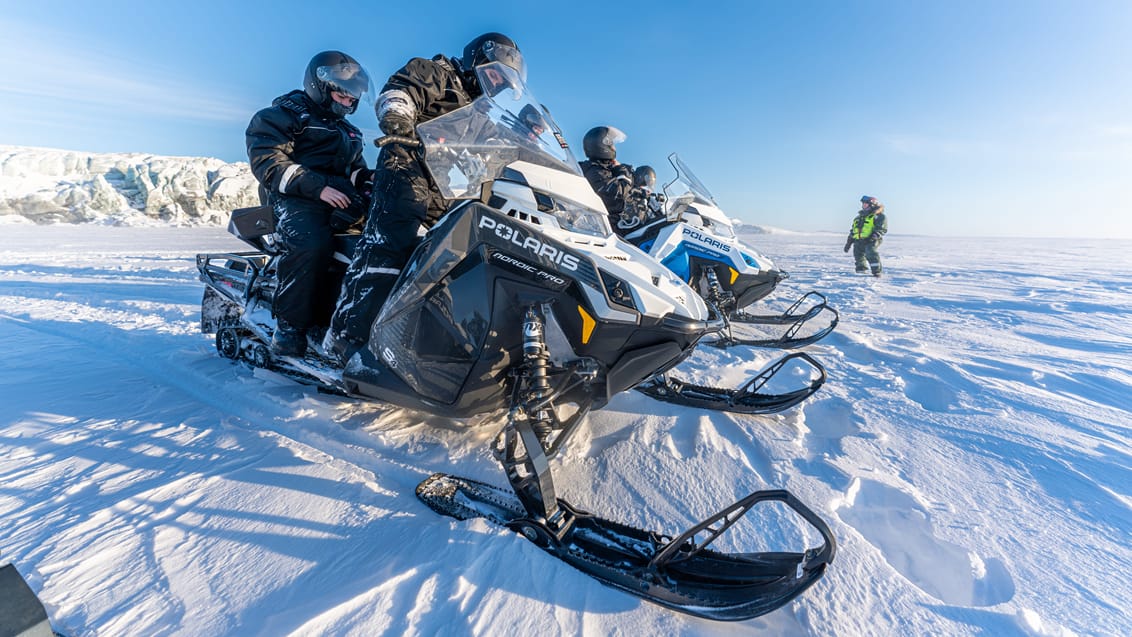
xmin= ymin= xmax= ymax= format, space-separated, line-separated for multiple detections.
xmin=635 ymin=352 xmax=827 ymax=414
xmin=417 ymin=472 xmax=836 ymax=621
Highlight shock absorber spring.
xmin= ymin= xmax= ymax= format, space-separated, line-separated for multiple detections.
xmin=704 ymin=267 xmax=723 ymax=302
xmin=522 ymin=306 xmax=553 ymax=445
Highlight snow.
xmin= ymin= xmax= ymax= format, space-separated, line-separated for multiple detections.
xmin=1 ymin=224 xmax=1129 ymax=636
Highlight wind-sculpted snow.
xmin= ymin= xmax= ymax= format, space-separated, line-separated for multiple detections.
xmin=1 ymin=226 xmax=1130 ymax=636
xmin=0 ymin=145 xmax=259 ymax=226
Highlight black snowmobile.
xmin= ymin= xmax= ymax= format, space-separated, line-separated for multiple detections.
xmin=621 ymin=154 xmax=840 ymax=350
xmin=197 ymin=62 xmax=834 ymax=620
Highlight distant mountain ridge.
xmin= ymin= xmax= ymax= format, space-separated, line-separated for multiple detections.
xmin=0 ymin=145 xmax=260 ymax=226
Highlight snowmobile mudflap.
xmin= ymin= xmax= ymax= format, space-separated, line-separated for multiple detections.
xmin=709 ymin=291 xmax=840 ymax=350
xmin=417 ymin=472 xmax=836 ymax=621
xmin=634 ymin=352 xmax=826 ymax=414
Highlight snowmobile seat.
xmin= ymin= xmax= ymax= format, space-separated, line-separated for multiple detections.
xmin=228 ymin=205 xmax=274 ymax=241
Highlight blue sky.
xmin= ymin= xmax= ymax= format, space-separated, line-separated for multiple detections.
xmin=2 ymin=0 xmax=1130 ymax=238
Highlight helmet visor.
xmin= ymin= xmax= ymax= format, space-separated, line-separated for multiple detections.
xmin=316 ymin=62 xmax=373 ymax=101
xmin=602 ymin=126 xmax=627 ymax=146
xmin=480 ymin=41 xmax=527 ymax=82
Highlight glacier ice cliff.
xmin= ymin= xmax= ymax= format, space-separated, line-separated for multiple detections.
xmin=0 ymin=145 xmax=260 ymax=226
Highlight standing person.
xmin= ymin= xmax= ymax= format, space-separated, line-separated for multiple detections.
xmin=579 ymin=126 xmax=636 ymax=234
xmin=324 ymin=33 xmax=525 ymax=363
xmin=246 ymin=51 xmax=373 ymax=356
xmin=844 ymin=195 xmax=888 ymax=276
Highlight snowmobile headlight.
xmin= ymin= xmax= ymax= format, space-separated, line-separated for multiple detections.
xmin=741 ymin=251 xmax=761 ymax=268
xmin=542 ymin=193 xmax=612 ymax=238
xmin=599 ymin=269 xmax=639 ymax=313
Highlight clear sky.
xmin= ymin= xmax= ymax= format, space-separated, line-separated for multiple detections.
xmin=2 ymin=0 xmax=1130 ymax=238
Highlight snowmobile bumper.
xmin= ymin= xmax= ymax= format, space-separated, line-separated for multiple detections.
xmin=711 ymin=291 xmax=840 ymax=350
xmin=635 ymin=352 xmax=827 ymax=414
xmin=417 ymin=473 xmax=836 ymax=621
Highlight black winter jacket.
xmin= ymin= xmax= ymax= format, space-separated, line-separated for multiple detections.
xmin=246 ymin=90 xmax=367 ymax=203
xmin=580 ymin=158 xmax=635 ymax=218
xmin=380 ymin=55 xmax=476 ymax=126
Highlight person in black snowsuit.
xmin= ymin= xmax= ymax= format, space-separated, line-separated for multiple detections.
xmin=324 ymin=33 xmax=525 ymax=363
xmin=627 ymin=165 xmax=666 ymax=226
xmin=246 ymin=50 xmax=373 ymax=356
xmin=578 ymin=126 xmax=636 ymax=235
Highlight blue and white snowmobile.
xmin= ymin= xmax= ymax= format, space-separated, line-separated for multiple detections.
xmin=197 ymin=62 xmax=834 ymax=620
xmin=621 ymin=154 xmax=839 ymax=350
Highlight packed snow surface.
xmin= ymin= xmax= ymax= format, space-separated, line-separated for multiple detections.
xmin=1 ymin=226 xmax=1129 ymax=636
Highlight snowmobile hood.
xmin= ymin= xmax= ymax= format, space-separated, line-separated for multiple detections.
xmin=486 ymin=162 xmax=711 ymax=322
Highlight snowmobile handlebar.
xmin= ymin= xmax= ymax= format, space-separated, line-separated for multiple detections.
xmin=374 ymin=135 xmax=423 ymax=149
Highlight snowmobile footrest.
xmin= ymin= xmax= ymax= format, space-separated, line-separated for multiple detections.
xmin=417 ymin=473 xmax=836 ymax=621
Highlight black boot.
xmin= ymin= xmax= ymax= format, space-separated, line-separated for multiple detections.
xmin=272 ymin=320 xmax=307 ymax=357
xmin=321 ymin=330 xmax=363 ymax=366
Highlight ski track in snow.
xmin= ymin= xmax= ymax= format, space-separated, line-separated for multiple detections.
xmin=1 ymin=227 xmax=1131 ymax=636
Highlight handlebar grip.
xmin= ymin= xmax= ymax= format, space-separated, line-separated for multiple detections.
xmin=374 ymin=135 xmax=423 ymax=149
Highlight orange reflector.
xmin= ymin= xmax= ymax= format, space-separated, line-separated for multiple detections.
xmin=578 ymin=305 xmax=596 ymax=344
xmin=729 ymin=267 xmax=739 ymax=285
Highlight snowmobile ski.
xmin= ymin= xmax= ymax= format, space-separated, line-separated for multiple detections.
xmin=635 ymin=352 xmax=826 ymax=414
xmin=707 ymin=291 xmax=840 ymax=350
xmin=417 ymin=472 xmax=836 ymax=621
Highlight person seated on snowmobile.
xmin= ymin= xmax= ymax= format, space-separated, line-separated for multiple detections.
xmin=621 ymin=165 xmax=667 ymax=229
xmin=246 ymin=50 xmax=374 ymax=357
xmin=511 ymin=103 xmax=548 ymax=142
xmin=324 ymin=33 xmax=525 ymax=364
xmin=843 ymin=195 xmax=888 ymax=276
xmin=579 ymin=126 xmax=637 ymax=236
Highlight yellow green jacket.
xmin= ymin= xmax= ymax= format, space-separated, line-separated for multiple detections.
xmin=849 ymin=207 xmax=887 ymax=241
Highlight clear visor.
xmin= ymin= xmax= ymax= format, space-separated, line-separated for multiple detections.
xmin=316 ymin=62 xmax=373 ymax=101
xmin=480 ymin=41 xmax=527 ymax=82
xmin=603 ymin=126 xmax=627 ymax=146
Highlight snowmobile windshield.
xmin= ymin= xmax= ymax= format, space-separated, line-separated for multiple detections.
xmin=416 ymin=62 xmax=581 ymax=201
xmin=663 ymin=153 xmax=716 ymax=206
xmin=662 ymin=153 xmax=735 ymax=239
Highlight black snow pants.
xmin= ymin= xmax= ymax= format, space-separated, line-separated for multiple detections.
xmin=328 ymin=143 xmax=447 ymax=346
xmin=272 ymin=196 xmax=340 ymax=330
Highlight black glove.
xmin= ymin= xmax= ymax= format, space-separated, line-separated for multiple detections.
xmin=352 ymin=167 xmax=375 ymax=205
xmin=843 ymin=239 xmax=852 ymax=253
xmin=379 ymin=113 xmax=415 ymax=138
xmin=352 ymin=167 xmax=375 ymax=189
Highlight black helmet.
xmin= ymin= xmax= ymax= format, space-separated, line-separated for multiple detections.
xmin=860 ymin=195 xmax=880 ymax=209
xmin=462 ymin=32 xmax=525 ymax=80
xmin=304 ymin=51 xmax=371 ymax=118
xmin=518 ymin=104 xmax=547 ymax=134
xmin=633 ymin=165 xmax=656 ymax=190
xmin=582 ymin=126 xmax=627 ymax=161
